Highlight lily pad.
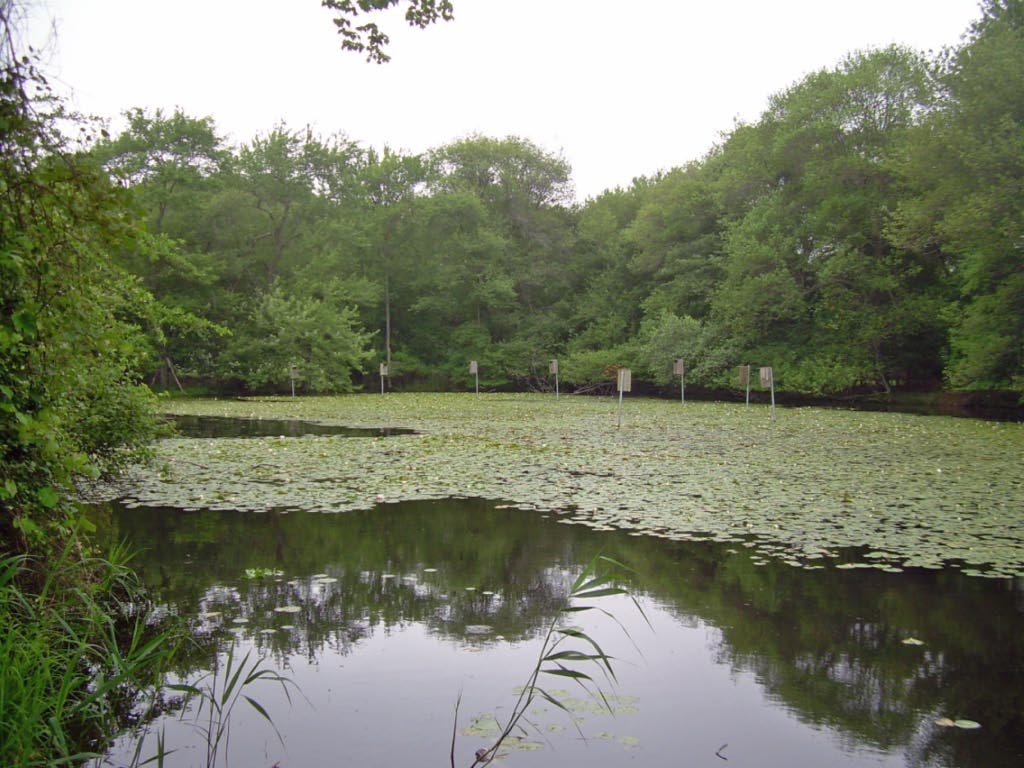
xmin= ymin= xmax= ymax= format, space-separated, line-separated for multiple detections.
xmin=92 ymin=395 xmax=1024 ymax=579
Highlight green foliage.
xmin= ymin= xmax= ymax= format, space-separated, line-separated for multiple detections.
xmin=1 ymin=7 xmax=162 ymax=551
xmin=88 ymin=4 xmax=1020 ymax=399
xmin=322 ymin=0 xmax=454 ymax=63
xmin=225 ymin=285 xmax=374 ymax=393
xmin=637 ymin=311 xmax=735 ymax=387
xmin=0 ymin=545 xmax=179 ymax=767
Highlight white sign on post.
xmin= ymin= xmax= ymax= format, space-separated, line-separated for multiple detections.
xmin=616 ymin=368 xmax=631 ymax=429
xmin=760 ymin=366 xmax=776 ymax=421
xmin=617 ymin=368 xmax=632 ymax=392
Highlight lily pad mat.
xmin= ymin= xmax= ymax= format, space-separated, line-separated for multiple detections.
xmin=100 ymin=394 xmax=1024 ymax=577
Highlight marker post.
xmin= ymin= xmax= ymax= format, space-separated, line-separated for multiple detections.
xmin=616 ymin=368 xmax=632 ymax=428
xmin=760 ymin=366 xmax=776 ymax=421
xmin=673 ymin=358 xmax=685 ymax=404
xmin=738 ymin=365 xmax=751 ymax=406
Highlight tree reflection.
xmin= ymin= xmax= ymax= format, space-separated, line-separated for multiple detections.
xmin=90 ymin=498 xmax=1024 ymax=767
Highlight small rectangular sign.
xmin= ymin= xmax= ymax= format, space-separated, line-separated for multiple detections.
xmin=617 ymin=368 xmax=632 ymax=393
xmin=549 ymin=359 xmax=559 ymax=375
xmin=673 ymin=358 xmax=685 ymax=376
xmin=760 ymin=366 xmax=773 ymax=388
xmin=469 ymin=360 xmax=478 ymax=374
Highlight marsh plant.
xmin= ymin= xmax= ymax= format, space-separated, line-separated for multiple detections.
xmin=0 ymin=541 xmax=176 ymax=767
xmin=155 ymin=644 xmax=298 ymax=768
xmin=454 ymin=555 xmax=647 ymax=767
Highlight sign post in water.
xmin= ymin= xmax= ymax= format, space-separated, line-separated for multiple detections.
xmin=738 ymin=365 xmax=751 ymax=406
xmin=469 ymin=360 xmax=479 ymax=395
xmin=550 ymin=359 xmax=559 ymax=399
xmin=673 ymin=358 xmax=686 ymax=404
xmin=760 ymin=366 xmax=776 ymax=421
xmin=617 ymin=367 xmax=632 ymax=428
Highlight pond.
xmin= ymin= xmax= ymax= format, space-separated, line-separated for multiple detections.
xmin=91 ymin=498 xmax=1023 ymax=768
xmin=84 ymin=395 xmax=1024 ymax=767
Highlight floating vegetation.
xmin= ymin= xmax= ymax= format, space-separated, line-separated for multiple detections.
xmin=94 ymin=394 xmax=1024 ymax=578
xmin=242 ymin=567 xmax=283 ymax=579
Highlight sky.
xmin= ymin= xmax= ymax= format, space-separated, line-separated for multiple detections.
xmin=27 ymin=0 xmax=983 ymax=201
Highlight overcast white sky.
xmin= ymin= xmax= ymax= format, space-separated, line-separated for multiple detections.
xmin=28 ymin=0 xmax=982 ymax=200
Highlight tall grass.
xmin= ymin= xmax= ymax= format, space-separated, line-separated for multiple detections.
xmin=455 ymin=555 xmax=649 ymax=767
xmin=0 ymin=541 xmax=178 ymax=767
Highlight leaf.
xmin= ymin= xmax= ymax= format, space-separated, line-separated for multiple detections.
xmin=37 ymin=485 xmax=60 ymax=508
xmin=244 ymin=694 xmax=274 ymax=725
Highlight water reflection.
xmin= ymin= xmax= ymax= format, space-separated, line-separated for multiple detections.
xmin=166 ymin=414 xmax=416 ymax=438
xmin=90 ymin=499 xmax=1024 ymax=768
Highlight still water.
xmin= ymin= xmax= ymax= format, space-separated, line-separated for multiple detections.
xmin=90 ymin=498 xmax=1023 ymax=768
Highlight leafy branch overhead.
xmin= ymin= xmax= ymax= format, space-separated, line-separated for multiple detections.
xmin=322 ymin=0 xmax=455 ymax=62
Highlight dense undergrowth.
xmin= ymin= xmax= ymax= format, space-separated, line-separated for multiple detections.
xmin=0 ymin=541 xmax=177 ymax=767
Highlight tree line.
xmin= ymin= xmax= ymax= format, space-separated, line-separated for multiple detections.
xmin=87 ymin=2 xmax=1021 ymax=399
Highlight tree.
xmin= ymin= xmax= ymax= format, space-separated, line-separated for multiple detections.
xmin=1 ymin=2 xmax=160 ymax=552
xmin=322 ymin=0 xmax=454 ymax=63
xmin=710 ymin=46 xmax=948 ymax=393
xmin=94 ymin=107 xmax=225 ymax=235
xmin=225 ymin=285 xmax=374 ymax=393
xmin=889 ymin=0 xmax=1024 ymax=392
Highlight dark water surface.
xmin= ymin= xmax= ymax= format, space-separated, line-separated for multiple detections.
xmin=89 ymin=499 xmax=1024 ymax=768
xmin=166 ymin=414 xmax=416 ymax=439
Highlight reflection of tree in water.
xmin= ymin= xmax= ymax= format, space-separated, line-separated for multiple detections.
xmin=601 ymin=533 xmax=1024 ymax=768
xmin=93 ymin=498 xmax=592 ymax=665
xmin=91 ymin=498 xmax=1024 ymax=767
